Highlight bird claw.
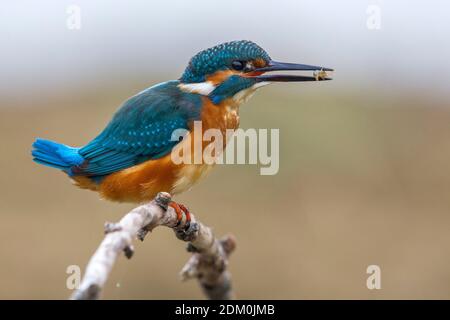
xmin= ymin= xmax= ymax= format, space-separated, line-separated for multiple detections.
xmin=169 ymin=201 xmax=192 ymax=231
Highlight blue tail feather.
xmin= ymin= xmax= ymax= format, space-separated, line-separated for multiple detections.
xmin=32 ymin=138 xmax=85 ymax=173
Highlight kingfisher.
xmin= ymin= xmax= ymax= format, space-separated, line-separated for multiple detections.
xmin=32 ymin=40 xmax=332 ymax=226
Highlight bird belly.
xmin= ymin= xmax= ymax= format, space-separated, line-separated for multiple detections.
xmin=76 ymin=140 xmax=214 ymax=204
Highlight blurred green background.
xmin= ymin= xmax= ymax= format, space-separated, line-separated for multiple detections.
xmin=1 ymin=0 xmax=450 ymax=299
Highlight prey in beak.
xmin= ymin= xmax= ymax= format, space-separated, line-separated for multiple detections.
xmin=248 ymin=60 xmax=334 ymax=82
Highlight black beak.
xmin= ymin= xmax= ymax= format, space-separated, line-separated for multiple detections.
xmin=252 ymin=60 xmax=334 ymax=82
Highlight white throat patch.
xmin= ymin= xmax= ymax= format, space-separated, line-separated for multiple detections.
xmin=232 ymin=81 xmax=271 ymax=104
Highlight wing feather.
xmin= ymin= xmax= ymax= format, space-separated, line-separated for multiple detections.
xmin=77 ymin=81 xmax=201 ymax=177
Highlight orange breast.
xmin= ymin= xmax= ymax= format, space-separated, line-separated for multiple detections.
xmin=73 ymin=97 xmax=241 ymax=203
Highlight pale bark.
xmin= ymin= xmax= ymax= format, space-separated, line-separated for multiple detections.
xmin=71 ymin=192 xmax=235 ymax=300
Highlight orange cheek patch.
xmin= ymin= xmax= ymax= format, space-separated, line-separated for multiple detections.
xmin=206 ymin=70 xmax=237 ymax=85
xmin=205 ymin=59 xmax=269 ymax=83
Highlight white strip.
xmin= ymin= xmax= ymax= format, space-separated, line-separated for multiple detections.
xmin=178 ymin=81 xmax=216 ymax=95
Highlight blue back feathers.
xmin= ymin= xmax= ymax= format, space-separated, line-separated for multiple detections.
xmin=32 ymin=81 xmax=202 ymax=179
xmin=181 ymin=40 xmax=271 ymax=83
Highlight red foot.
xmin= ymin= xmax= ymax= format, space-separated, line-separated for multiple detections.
xmin=169 ymin=201 xmax=191 ymax=229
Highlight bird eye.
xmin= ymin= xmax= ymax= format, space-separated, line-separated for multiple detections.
xmin=231 ymin=60 xmax=245 ymax=71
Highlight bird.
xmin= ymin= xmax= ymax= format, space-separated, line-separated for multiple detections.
xmin=32 ymin=40 xmax=333 ymax=226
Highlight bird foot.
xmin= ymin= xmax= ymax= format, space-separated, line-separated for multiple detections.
xmin=169 ymin=201 xmax=192 ymax=230
xmin=169 ymin=201 xmax=199 ymax=241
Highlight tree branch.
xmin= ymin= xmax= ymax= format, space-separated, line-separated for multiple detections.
xmin=70 ymin=192 xmax=236 ymax=300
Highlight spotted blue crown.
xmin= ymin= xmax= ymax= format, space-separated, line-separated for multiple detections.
xmin=180 ymin=40 xmax=271 ymax=83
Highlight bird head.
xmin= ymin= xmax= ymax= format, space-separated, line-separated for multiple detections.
xmin=179 ymin=40 xmax=333 ymax=104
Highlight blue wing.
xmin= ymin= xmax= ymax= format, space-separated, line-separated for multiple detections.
xmin=77 ymin=81 xmax=202 ymax=177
